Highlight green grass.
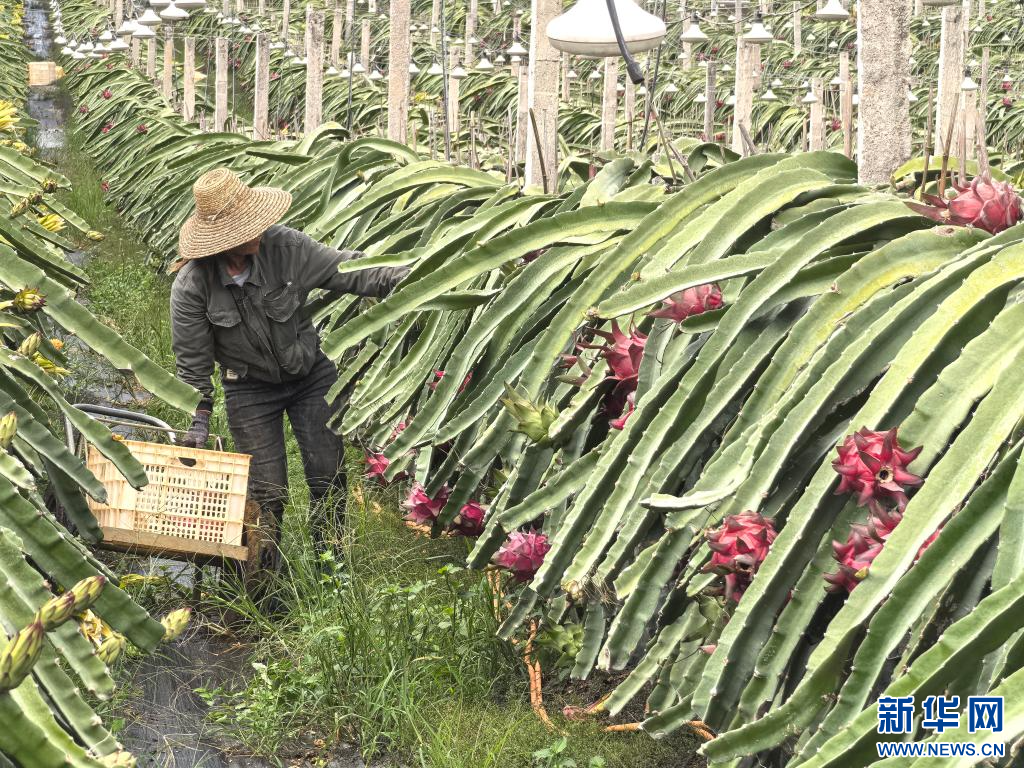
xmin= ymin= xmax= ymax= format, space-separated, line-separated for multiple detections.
xmin=52 ymin=125 xmax=702 ymax=768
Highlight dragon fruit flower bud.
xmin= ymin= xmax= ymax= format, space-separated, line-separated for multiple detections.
xmin=161 ymin=607 xmax=192 ymax=642
xmin=17 ymin=332 xmax=42 ymax=357
xmin=0 ymin=411 xmax=17 ymax=449
xmin=96 ymin=632 xmax=127 ymax=666
xmin=69 ymin=575 xmax=107 ymax=614
xmin=0 ymin=620 xmax=45 ymax=692
xmin=37 ymin=592 xmax=77 ymax=631
xmin=13 ymin=288 xmax=45 ymax=312
xmin=500 ymin=384 xmax=558 ymax=444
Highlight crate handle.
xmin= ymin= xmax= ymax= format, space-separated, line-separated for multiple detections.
xmin=177 ymin=457 xmax=198 ymax=468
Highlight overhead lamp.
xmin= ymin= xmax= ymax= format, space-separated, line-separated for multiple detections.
xmin=340 ymin=66 xmax=350 ymax=77
xmin=961 ymin=68 xmax=979 ymax=91
xmin=352 ymin=61 xmax=366 ymax=73
xmin=177 ymin=0 xmax=206 ymax=8
xmin=495 ymin=53 xmax=506 ymax=64
xmin=108 ymin=37 xmax=129 ymax=50
xmin=476 ymin=56 xmax=493 ymax=70
xmin=326 ymin=64 xmax=340 ymax=76
xmin=921 ymin=0 xmax=958 ymax=6
xmin=637 ymin=84 xmax=647 ymax=95
xmin=1002 ymin=33 xmax=1012 ymax=43
xmin=61 ymin=45 xmax=73 ymax=54
xmin=828 ymin=40 xmax=838 ymax=49
xmin=801 ymin=88 xmax=818 ymax=104
xmin=160 ymin=2 xmax=189 ymax=22
xmin=616 ymin=82 xmax=625 ymax=93
xmin=269 ymin=40 xmax=285 ymax=49
xmin=761 ymin=88 xmax=777 ymax=101
xmin=694 ymin=91 xmax=706 ymax=103
xmin=294 ymin=56 xmax=308 ymax=66
xmin=284 ymin=47 xmax=297 ymax=58
xmin=137 ymin=8 xmax=162 ymax=25
xmin=852 ymin=92 xmax=859 ymax=105
xmin=547 ymin=0 xmax=666 ymax=57
xmin=907 ymin=88 xmax=918 ymax=102
xmin=567 ymin=68 xmax=578 ymax=79
xmin=115 ymin=18 xmax=136 ymax=34
xmin=150 ymin=0 xmax=170 ymax=8
xmin=369 ymin=67 xmax=383 ymax=80
xmin=507 ymin=38 xmax=528 ymax=56
xmin=680 ymin=12 xmax=708 ymax=44
xmin=771 ymin=77 xmax=783 ymax=87
xmin=426 ymin=59 xmax=444 ymax=75
xmin=132 ymin=23 xmax=156 ymax=37
xmin=722 ymin=63 xmax=732 ymax=72
xmin=664 ymin=82 xmax=678 ymax=93
xmin=726 ymin=92 xmax=736 ymax=105
xmin=742 ymin=12 xmax=773 ymax=43
xmin=1003 ymin=70 xmax=1013 ymax=85
xmin=92 ymin=41 xmax=107 ymax=53
xmin=588 ymin=67 xmax=601 ymax=79
xmin=829 ymin=74 xmax=842 ymax=86
xmin=67 ymin=37 xmax=78 ymax=48
xmin=409 ymin=61 xmax=421 ymax=74
xmin=54 ymin=32 xmax=67 ymax=43
xmin=452 ymin=64 xmax=468 ymax=79
xmin=71 ymin=49 xmax=86 ymax=58
xmin=814 ymin=0 xmax=849 ymax=21
xmin=239 ymin=24 xmax=253 ymax=33
xmin=98 ymin=28 xmax=113 ymax=42
xmin=78 ymin=38 xmax=94 ymax=51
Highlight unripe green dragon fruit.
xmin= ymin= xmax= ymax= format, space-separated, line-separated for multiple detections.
xmin=69 ymin=575 xmax=107 ymax=614
xmin=37 ymin=592 xmax=77 ymax=631
xmin=500 ymin=384 xmax=558 ymax=444
xmin=96 ymin=632 xmax=127 ymax=666
xmin=703 ymin=511 xmax=777 ymax=602
xmin=832 ymin=427 xmax=923 ymax=512
xmin=537 ymin=622 xmax=585 ymax=670
xmin=0 ymin=619 xmax=45 ymax=692
xmin=0 ymin=411 xmax=17 ymax=450
xmin=17 ymin=332 xmax=41 ymax=357
xmin=161 ymin=607 xmax=192 ymax=642
xmin=12 ymin=287 xmax=45 ymax=312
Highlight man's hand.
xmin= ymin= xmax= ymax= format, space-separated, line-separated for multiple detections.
xmin=180 ymin=410 xmax=212 ymax=448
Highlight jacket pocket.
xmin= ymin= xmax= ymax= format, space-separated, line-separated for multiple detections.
xmin=264 ymin=283 xmax=313 ymax=375
xmin=207 ymin=307 xmax=250 ymax=378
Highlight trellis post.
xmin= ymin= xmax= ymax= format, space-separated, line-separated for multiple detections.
xmin=600 ymin=57 xmax=619 ymax=151
xmin=183 ymin=36 xmax=196 ymax=122
xmin=214 ymin=36 xmax=229 ymax=132
xmin=304 ymin=6 xmax=324 ymax=134
xmin=387 ymin=0 xmax=411 ymax=142
xmin=525 ymin=0 xmax=561 ymax=191
xmin=162 ymin=26 xmax=174 ymax=104
xmin=254 ymin=32 xmax=270 ymax=140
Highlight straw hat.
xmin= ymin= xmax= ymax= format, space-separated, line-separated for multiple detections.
xmin=175 ymin=168 xmax=292 ymax=266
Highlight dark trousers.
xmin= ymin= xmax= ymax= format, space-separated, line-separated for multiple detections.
xmin=223 ymin=353 xmax=346 ymax=571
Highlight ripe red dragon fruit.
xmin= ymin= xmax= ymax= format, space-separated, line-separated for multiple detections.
xmin=451 ymin=501 xmax=486 ymax=537
xmin=609 ymin=391 xmax=635 ymax=430
xmin=703 ymin=512 xmax=777 ymax=602
xmin=402 ymin=484 xmax=451 ymax=525
xmin=648 ymin=284 xmax=723 ymax=323
xmin=908 ymin=172 xmax=1024 ymax=234
xmin=365 ymin=453 xmax=390 ymax=481
xmin=832 ymin=427 xmax=923 ymax=512
xmin=826 ymin=507 xmax=940 ymax=593
xmin=493 ymin=530 xmax=551 ymax=582
xmin=581 ymin=321 xmax=647 ymax=385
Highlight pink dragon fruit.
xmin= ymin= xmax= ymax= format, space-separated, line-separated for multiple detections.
xmin=451 ymin=501 xmax=486 ymax=537
xmin=402 ymin=484 xmax=451 ymax=525
xmin=430 ymin=370 xmax=472 ymax=393
xmin=832 ymin=427 xmax=923 ymax=512
xmin=703 ymin=512 xmax=777 ymax=602
xmin=609 ymin=391 xmax=635 ymax=430
xmin=826 ymin=507 xmax=939 ymax=593
xmin=493 ymin=530 xmax=551 ymax=582
xmin=365 ymin=453 xmax=390 ymax=481
xmin=648 ymin=284 xmax=724 ymax=323
xmin=581 ymin=321 xmax=647 ymax=385
xmin=908 ymin=171 xmax=1024 ymax=234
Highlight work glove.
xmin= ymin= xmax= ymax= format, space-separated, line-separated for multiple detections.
xmin=180 ymin=409 xmax=212 ymax=448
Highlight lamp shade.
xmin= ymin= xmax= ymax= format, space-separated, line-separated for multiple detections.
xmin=176 ymin=0 xmax=206 ymax=8
xmin=680 ymin=13 xmax=708 ymax=43
xmin=160 ymin=2 xmax=189 ymax=21
xmin=132 ymin=23 xmax=156 ymax=37
xmin=961 ymin=69 xmax=979 ymax=91
xmin=922 ymin=0 xmax=959 ymax=6
xmin=476 ymin=56 xmax=493 ymax=70
xmin=426 ymin=60 xmax=443 ymax=75
xmin=451 ymin=65 xmax=467 ymax=79
xmin=761 ymin=88 xmax=777 ymax=101
xmin=742 ymin=12 xmax=773 ymax=43
xmin=814 ymin=0 xmax=849 ymax=20
xmin=108 ymin=37 xmax=130 ymax=50
xmin=369 ymin=67 xmax=383 ymax=80
xmin=98 ymin=28 xmax=113 ymax=41
xmin=547 ymin=0 xmax=666 ymax=57
xmin=115 ymin=18 xmax=136 ymax=34
xmin=507 ymin=39 xmax=528 ymax=56
xmin=137 ymin=8 xmax=162 ymax=25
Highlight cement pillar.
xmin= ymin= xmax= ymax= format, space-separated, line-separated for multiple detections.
xmin=465 ymin=0 xmax=478 ymax=66
xmin=840 ymin=50 xmax=853 ymax=158
xmin=183 ymin=36 xmax=196 ymax=121
xmin=857 ymin=0 xmax=912 ymax=184
xmin=387 ymin=0 xmax=411 ymax=142
xmin=214 ymin=36 xmax=229 ymax=132
xmin=732 ymin=41 xmax=756 ymax=155
xmin=809 ymin=77 xmax=825 ymax=150
xmin=935 ymin=0 xmax=969 ymax=152
xmin=600 ymin=58 xmax=618 ymax=151
xmin=525 ymin=0 xmax=561 ymax=191
xmin=304 ymin=7 xmax=324 ymax=133
xmin=361 ymin=18 xmax=371 ymax=69
xmin=254 ymin=32 xmax=270 ymax=139
xmin=162 ymin=26 xmax=174 ymax=104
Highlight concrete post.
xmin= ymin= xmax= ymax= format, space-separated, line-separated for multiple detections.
xmin=525 ymin=0 xmax=561 ymax=190
xmin=361 ymin=18 xmax=371 ymax=69
xmin=935 ymin=0 xmax=969 ymax=152
xmin=282 ymin=0 xmax=290 ymax=41
xmin=304 ymin=7 xmax=324 ymax=133
xmin=465 ymin=0 xmax=478 ymax=66
xmin=857 ymin=0 xmax=912 ymax=184
xmin=600 ymin=57 xmax=618 ymax=151
xmin=214 ymin=36 xmax=229 ymax=131
xmin=254 ymin=32 xmax=270 ymax=139
xmin=162 ymin=26 xmax=174 ymax=104
xmin=840 ymin=50 xmax=853 ymax=158
xmin=331 ymin=5 xmax=342 ymax=66
xmin=146 ymin=38 xmax=157 ymax=79
xmin=183 ymin=36 xmax=196 ymax=121
xmin=387 ymin=0 xmax=411 ymax=142
xmin=704 ymin=60 xmax=716 ymax=140
xmin=809 ymin=77 xmax=824 ymax=150
xmin=793 ymin=1 xmax=801 ymax=56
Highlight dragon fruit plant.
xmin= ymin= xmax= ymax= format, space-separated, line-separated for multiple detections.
xmin=908 ymin=171 xmax=1023 ymax=234
xmin=493 ymin=530 xmax=551 ymax=582
xmin=703 ymin=512 xmax=777 ymax=602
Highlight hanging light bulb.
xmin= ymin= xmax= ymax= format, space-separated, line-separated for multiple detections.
xmin=547 ymin=0 xmax=666 ymax=56
xmin=61 ymin=45 xmax=73 ymax=54
xmin=1003 ymin=69 xmax=1013 ymax=86
xmin=92 ymin=41 xmax=107 ymax=53
xmin=71 ymin=49 xmax=86 ymax=58
xmin=67 ymin=37 xmax=78 ymax=49
xmin=239 ymin=23 xmax=253 ymax=33
xmin=814 ymin=0 xmax=849 ymax=20
xmin=722 ymin=63 xmax=732 ymax=72
xmin=680 ymin=12 xmax=708 ymax=44
xmin=427 ymin=59 xmax=444 ymax=75
xmin=160 ymin=2 xmax=189 ymax=22
xmin=369 ymin=67 xmax=384 ymax=80
xmin=476 ymin=55 xmax=493 ymax=70
xmin=742 ymin=12 xmax=773 ymax=43
xmin=409 ymin=60 xmax=421 ymax=74
xmin=507 ymin=38 xmax=528 ymax=56
xmin=852 ymin=92 xmax=859 ymax=106
xmin=340 ymin=65 xmax=350 ymax=76
xmin=137 ymin=8 xmax=162 ymax=25
xmin=761 ymin=88 xmax=777 ymax=101
xmin=98 ymin=28 xmax=113 ymax=42
xmin=828 ymin=40 xmax=838 ymax=49
xmin=961 ymin=68 xmax=979 ymax=91
xmin=801 ymin=87 xmax=818 ymax=104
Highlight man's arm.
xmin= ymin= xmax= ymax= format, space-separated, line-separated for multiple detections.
xmin=291 ymin=228 xmax=408 ymax=297
xmin=170 ymin=272 xmax=216 ymax=412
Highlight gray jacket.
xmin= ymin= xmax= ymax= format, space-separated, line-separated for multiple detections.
xmin=170 ymin=225 xmax=406 ymax=410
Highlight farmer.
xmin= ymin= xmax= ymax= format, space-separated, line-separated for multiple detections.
xmin=170 ymin=168 xmax=407 ymax=571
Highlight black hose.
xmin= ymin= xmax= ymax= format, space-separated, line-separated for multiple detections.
xmin=604 ymin=0 xmax=644 ymax=84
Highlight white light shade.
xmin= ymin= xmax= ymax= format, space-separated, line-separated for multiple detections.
xmin=149 ymin=0 xmax=170 ymax=8
xmin=61 ymin=45 xmax=73 ymax=54
xmin=294 ymin=56 xmax=307 ymax=66
xmin=507 ymin=39 xmax=528 ymax=56
xmin=476 ymin=56 xmax=493 ymax=70
xmin=78 ymin=39 xmax=94 ymax=50
xmin=426 ymin=60 xmax=443 ymax=75
xmin=93 ymin=42 xmax=107 ymax=52
xmin=495 ymin=54 xmax=506 ymax=64
xmin=132 ymin=23 xmax=156 ymax=37
xmin=108 ymin=37 xmax=129 ymax=50
xmin=137 ymin=8 xmax=162 ymax=25
xmin=694 ymin=92 xmax=706 ymax=103
xmin=160 ymin=2 xmax=189 ymax=21
xmin=961 ymin=71 xmax=979 ymax=91
xmin=852 ymin=93 xmax=859 ymax=105
xmin=616 ymin=82 xmax=624 ymax=93
xmin=547 ymin=0 xmax=666 ymax=57
xmin=922 ymin=0 xmax=959 ymax=6
xmin=664 ymin=82 xmax=678 ymax=93
xmin=67 ymin=38 xmax=78 ymax=48
xmin=177 ymin=0 xmax=206 ymax=7
xmin=567 ymin=68 xmax=578 ymax=79
xmin=239 ymin=24 xmax=253 ymax=33
xmin=771 ymin=77 xmax=783 ymax=87
xmin=907 ymin=89 xmax=918 ymax=102
xmin=284 ymin=47 xmax=297 ymax=58
xmin=98 ymin=28 xmax=113 ymax=41
xmin=680 ymin=12 xmax=708 ymax=44
xmin=270 ymin=40 xmax=285 ymax=49
xmin=326 ymin=64 xmax=340 ymax=76
xmin=761 ymin=88 xmax=777 ymax=101
xmin=637 ymin=85 xmax=647 ymax=95
xmin=801 ymin=89 xmax=818 ymax=104
xmin=588 ymin=68 xmax=601 ymax=79
xmin=71 ymin=49 xmax=86 ymax=58
xmin=814 ymin=0 xmax=849 ymax=20
xmin=409 ymin=61 xmax=420 ymax=74
xmin=742 ymin=12 xmax=773 ymax=43
xmin=54 ymin=33 xmax=67 ymax=43
xmin=115 ymin=19 xmax=136 ymax=34
xmin=451 ymin=65 xmax=467 ymax=78
xmin=1003 ymin=72 xmax=1013 ymax=84
xmin=829 ymin=75 xmax=842 ymax=86
xmin=369 ymin=68 xmax=383 ymax=80
xmin=340 ymin=67 xmax=350 ymax=77
xmin=352 ymin=61 xmax=366 ymax=73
